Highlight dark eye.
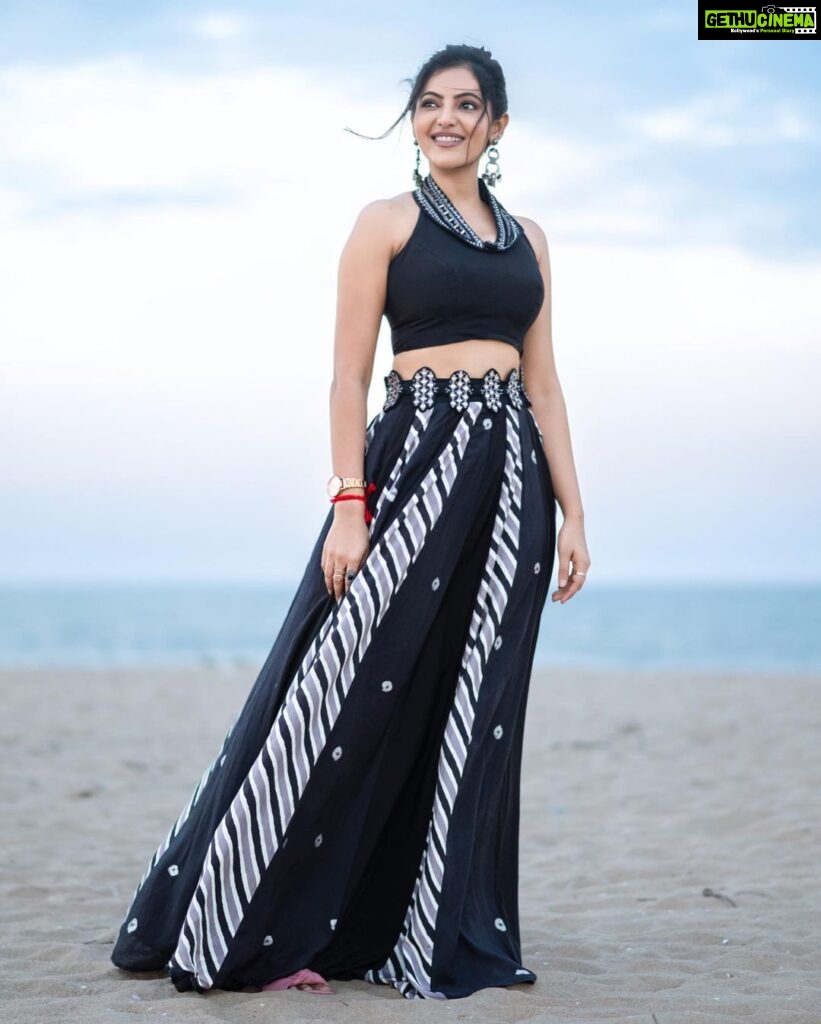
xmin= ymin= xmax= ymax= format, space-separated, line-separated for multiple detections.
xmin=419 ymin=99 xmax=479 ymax=109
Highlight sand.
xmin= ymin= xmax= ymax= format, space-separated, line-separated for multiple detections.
xmin=1 ymin=663 xmax=819 ymax=1023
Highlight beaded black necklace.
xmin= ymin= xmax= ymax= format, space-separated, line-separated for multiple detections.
xmin=413 ymin=173 xmax=522 ymax=252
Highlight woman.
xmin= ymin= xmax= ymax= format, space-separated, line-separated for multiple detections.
xmin=111 ymin=42 xmax=591 ymax=1001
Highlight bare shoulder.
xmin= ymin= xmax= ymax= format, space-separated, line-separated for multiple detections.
xmin=349 ymin=191 xmax=419 ymax=261
xmin=514 ymin=214 xmax=550 ymax=264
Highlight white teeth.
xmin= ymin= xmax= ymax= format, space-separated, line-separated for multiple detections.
xmin=433 ymin=135 xmax=462 ymax=141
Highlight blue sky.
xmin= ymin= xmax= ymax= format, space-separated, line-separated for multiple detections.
xmin=1 ymin=2 xmax=819 ymax=583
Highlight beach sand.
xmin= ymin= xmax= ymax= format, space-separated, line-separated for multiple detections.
xmin=1 ymin=663 xmax=819 ymax=1023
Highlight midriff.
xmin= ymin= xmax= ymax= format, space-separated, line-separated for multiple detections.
xmin=391 ymin=339 xmax=520 ymax=380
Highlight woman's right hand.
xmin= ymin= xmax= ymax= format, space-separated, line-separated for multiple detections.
xmin=321 ymin=502 xmax=371 ymax=601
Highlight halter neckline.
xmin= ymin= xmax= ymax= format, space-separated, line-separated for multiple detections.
xmin=413 ymin=173 xmax=522 ymax=252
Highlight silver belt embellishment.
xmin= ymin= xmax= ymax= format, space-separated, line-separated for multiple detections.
xmin=383 ymin=365 xmax=528 ymax=413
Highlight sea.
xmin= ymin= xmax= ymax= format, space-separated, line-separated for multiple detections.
xmin=0 ymin=582 xmax=819 ymax=674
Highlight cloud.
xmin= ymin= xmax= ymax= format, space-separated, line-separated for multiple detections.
xmin=640 ymin=8 xmax=691 ymax=33
xmin=0 ymin=58 xmax=330 ymax=198
xmin=619 ymin=83 xmax=817 ymax=146
xmin=191 ymin=12 xmax=250 ymax=41
xmin=0 ymin=56 xmax=815 ymax=254
xmin=0 ymin=56 xmax=819 ymax=580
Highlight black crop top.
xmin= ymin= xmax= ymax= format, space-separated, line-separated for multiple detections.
xmin=383 ymin=175 xmax=544 ymax=356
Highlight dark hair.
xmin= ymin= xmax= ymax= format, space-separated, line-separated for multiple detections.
xmin=344 ymin=43 xmax=508 ymax=156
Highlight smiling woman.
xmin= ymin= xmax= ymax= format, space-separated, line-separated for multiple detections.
xmin=110 ymin=41 xmax=590 ymax=1003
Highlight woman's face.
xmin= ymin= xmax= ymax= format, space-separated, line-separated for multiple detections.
xmin=412 ymin=65 xmax=506 ymax=174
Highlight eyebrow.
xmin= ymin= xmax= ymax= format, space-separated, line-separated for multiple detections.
xmin=420 ymin=90 xmax=482 ymax=99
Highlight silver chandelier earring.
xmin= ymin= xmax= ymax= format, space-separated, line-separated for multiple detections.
xmin=482 ymin=138 xmax=502 ymax=188
xmin=412 ymin=138 xmax=423 ymax=187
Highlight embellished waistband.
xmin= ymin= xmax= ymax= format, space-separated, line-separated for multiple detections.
xmin=383 ymin=366 xmax=530 ymax=413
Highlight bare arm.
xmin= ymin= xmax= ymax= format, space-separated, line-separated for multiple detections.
xmin=517 ymin=215 xmax=585 ymax=522
xmin=328 ymin=199 xmax=396 ymax=501
xmin=321 ymin=198 xmax=396 ymax=599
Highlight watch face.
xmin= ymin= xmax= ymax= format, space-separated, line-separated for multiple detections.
xmin=327 ymin=475 xmax=342 ymax=498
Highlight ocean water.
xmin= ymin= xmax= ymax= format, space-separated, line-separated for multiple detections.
xmin=0 ymin=582 xmax=819 ymax=673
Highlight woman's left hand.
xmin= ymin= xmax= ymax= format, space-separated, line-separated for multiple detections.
xmin=551 ymin=519 xmax=590 ymax=603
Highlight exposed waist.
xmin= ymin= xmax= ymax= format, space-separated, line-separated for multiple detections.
xmin=390 ymin=335 xmax=523 ymax=369
xmin=383 ymin=365 xmax=530 ymax=413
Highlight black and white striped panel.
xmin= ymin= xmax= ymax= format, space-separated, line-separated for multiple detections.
xmin=370 ymin=407 xmax=430 ymax=529
xmin=123 ymin=412 xmax=389 ymax=919
xmin=260 ymin=405 xmax=432 ymax=740
xmin=167 ymin=404 xmax=482 ymax=990
xmin=365 ymin=405 xmax=523 ymax=999
xmin=135 ymin=406 xmax=396 ymax=913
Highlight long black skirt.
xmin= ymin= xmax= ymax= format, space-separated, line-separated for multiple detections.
xmin=111 ymin=370 xmax=557 ymax=1000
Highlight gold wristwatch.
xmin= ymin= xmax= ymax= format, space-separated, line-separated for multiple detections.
xmin=326 ymin=474 xmax=367 ymax=499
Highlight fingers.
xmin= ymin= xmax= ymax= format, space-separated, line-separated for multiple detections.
xmin=341 ymin=557 xmax=365 ymax=599
xmin=556 ymin=572 xmax=584 ymax=602
xmin=325 ymin=562 xmax=346 ymax=601
xmin=552 ymin=556 xmax=591 ymax=604
xmin=321 ymin=545 xmax=342 ymax=599
xmin=322 ymin=557 xmax=338 ymax=598
xmin=322 ymin=554 xmax=364 ymax=601
xmin=322 ymin=555 xmax=334 ymax=596
xmin=556 ymin=553 xmax=571 ymax=589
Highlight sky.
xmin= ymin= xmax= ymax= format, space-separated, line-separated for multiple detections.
xmin=0 ymin=1 xmax=819 ymax=584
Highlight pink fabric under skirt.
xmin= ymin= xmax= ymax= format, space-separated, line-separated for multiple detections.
xmin=261 ymin=967 xmax=335 ymax=994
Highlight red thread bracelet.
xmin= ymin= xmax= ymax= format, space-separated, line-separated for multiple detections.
xmin=330 ymin=482 xmax=378 ymax=523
